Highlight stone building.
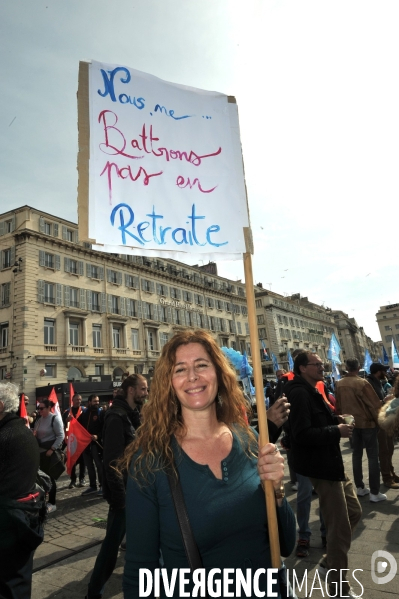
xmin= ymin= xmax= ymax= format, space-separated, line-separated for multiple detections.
xmin=0 ymin=206 xmax=251 ymax=400
xmin=332 ymin=310 xmax=381 ymax=365
xmin=376 ymin=303 xmax=399 ymax=364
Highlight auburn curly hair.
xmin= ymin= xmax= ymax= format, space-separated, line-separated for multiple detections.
xmin=120 ymin=329 xmax=254 ymax=482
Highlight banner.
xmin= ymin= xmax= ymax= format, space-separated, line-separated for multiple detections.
xmin=287 ymin=350 xmax=294 ymax=372
xmin=382 ymin=345 xmax=390 ymax=366
xmin=261 ymin=340 xmax=269 ymax=360
xmin=66 ymin=417 xmax=93 ymax=475
xmin=327 ymin=333 xmax=342 ymax=364
xmin=19 ymin=395 xmax=30 ymax=428
xmin=271 ymin=353 xmax=279 ymax=373
xmin=78 ymin=61 xmax=249 ymax=259
xmin=392 ymin=338 xmax=399 ymax=368
xmin=363 ymin=349 xmax=373 ymax=373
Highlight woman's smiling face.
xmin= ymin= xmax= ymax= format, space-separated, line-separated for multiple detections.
xmin=172 ymin=343 xmax=218 ymax=415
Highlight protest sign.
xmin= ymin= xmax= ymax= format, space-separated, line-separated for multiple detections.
xmin=78 ymin=61 xmax=249 ymax=259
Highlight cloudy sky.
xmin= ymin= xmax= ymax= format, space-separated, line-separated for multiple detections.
xmin=1 ymin=0 xmax=398 ymax=341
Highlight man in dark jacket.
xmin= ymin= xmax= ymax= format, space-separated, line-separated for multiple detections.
xmin=85 ymin=374 xmax=148 ymax=599
xmin=0 ymin=382 xmax=44 ymax=599
xmin=78 ymin=394 xmax=104 ymax=495
xmin=285 ymin=351 xmax=362 ymax=599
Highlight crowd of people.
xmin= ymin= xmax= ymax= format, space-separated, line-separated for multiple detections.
xmin=1 ymin=333 xmax=398 ymax=599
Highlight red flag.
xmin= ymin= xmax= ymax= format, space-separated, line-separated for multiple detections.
xmin=19 ymin=394 xmax=30 ymax=428
xmin=69 ymin=382 xmax=75 ymax=409
xmin=66 ymin=417 xmax=92 ymax=475
xmin=48 ymin=387 xmax=61 ymax=416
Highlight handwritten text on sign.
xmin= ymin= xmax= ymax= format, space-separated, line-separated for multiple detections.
xmin=88 ymin=61 xmax=248 ymax=255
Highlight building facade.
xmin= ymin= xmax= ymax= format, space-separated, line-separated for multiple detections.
xmin=0 ymin=206 xmax=251 ymax=400
xmin=332 ymin=310 xmax=381 ymax=365
xmin=376 ymin=303 xmax=399 ymax=364
xmin=254 ymin=289 xmax=342 ymax=375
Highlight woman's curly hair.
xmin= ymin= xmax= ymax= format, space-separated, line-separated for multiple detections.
xmin=119 ymin=329 xmax=254 ymax=482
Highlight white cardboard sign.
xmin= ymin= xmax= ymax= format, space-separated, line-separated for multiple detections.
xmin=84 ymin=61 xmax=249 ymax=258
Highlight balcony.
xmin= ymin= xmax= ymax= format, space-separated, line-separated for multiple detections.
xmin=44 ymin=345 xmax=58 ymax=352
xmin=93 ymin=348 xmax=104 ymax=354
xmin=70 ymin=345 xmax=86 ymax=353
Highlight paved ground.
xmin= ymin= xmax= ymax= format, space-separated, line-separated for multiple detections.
xmin=32 ymin=439 xmax=399 ymax=598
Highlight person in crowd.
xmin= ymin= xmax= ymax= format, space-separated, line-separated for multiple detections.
xmin=0 ymin=383 xmax=45 ymax=599
xmin=335 ymin=359 xmax=387 ymax=499
xmin=62 ymin=394 xmax=86 ymax=488
xmin=122 ymin=329 xmax=296 ymax=598
xmin=78 ymin=394 xmax=104 ymax=496
xmin=366 ymin=362 xmax=398 ymax=490
xmin=85 ymin=375 xmax=148 ymax=599
xmin=33 ymin=399 xmax=64 ymax=514
xmin=376 ymin=371 xmax=399 ymax=489
xmin=285 ymin=351 xmax=362 ymax=599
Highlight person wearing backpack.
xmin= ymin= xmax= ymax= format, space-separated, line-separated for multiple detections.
xmin=33 ymin=399 xmax=64 ymax=514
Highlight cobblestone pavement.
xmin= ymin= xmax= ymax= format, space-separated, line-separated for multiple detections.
xmin=32 ymin=439 xmax=399 ymax=598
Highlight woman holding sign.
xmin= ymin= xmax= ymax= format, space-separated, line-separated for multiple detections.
xmin=121 ymin=330 xmax=295 ymax=598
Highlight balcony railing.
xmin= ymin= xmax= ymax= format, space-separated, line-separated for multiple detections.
xmin=44 ymin=345 xmax=57 ymax=352
xmin=70 ymin=346 xmax=86 ymax=353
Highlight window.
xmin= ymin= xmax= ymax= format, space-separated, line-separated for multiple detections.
xmin=245 ymin=322 xmax=250 ymax=335
xmin=62 ymin=226 xmax=76 ymax=242
xmin=385 ymin=326 xmax=391 ymax=331
xmin=182 ymin=290 xmax=192 ymax=302
xmin=159 ymin=305 xmax=169 ymax=323
xmin=70 ymin=288 xmax=79 ymax=308
xmin=246 ymin=342 xmax=251 ymax=357
xmin=44 ymin=283 xmax=55 ymax=304
xmin=91 ymin=292 xmax=101 ymax=312
xmin=134 ymin=365 xmax=144 ymax=374
xmin=112 ymin=326 xmax=121 ymax=348
xmin=127 ymin=299 xmax=141 ymax=318
xmin=258 ymin=328 xmax=266 ymax=339
xmin=173 ymin=309 xmax=184 ymax=325
xmin=93 ymin=325 xmax=102 ymax=348
xmin=141 ymin=279 xmax=155 ymax=293
xmin=160 ymin=332 xmax=169 ymax=348
xmin=45 ymin=363 xmax=56 ymax=377
xmin=255 ymin=299 xmax=262 ymax=308
xmin=44 ymin=319 xmax=55 ymax=345
xmin=0 ymin=323 xmax=8 ymax=348
xmin=44 ymin=222 xmax=52 ymax=235
xmin=157 ymin=283 xmax=169 ymax=297
xmin=125 ymin=274 xmax=139 ymax=289
xmin=2 ymin=249 xmax=11 ymax=269
xmin=385 ymin=335 xmax=393 ymax=342
xmin=277 ymin=315 xmax=282 ymax=324
xmin=170 ymin=287 xmax=181 ymax=300
xmin=0 ymin=367 xmax=7 ymax=380
xmin=206 ymin=297 xmax=214 ymax=309
xmin=87 ymin=264 xmax=104 ymax=280
xmin=64 ymin=258 xmax=84 ymax=275
xmin=238 ymin=287 xmax=245 ymax=297
xmin=69 ymin=322 xmax=80 ymax=346
xmin=95 ymin=364 xmax=103 ymax=376
xmin=209 ymin=316 xmax=215 ymax=331
xmin=237 ymin=321 xmax=242 ymax=335
xmin=257 ymin=315 xmax=265 ymax=325
xmin=38 ymin=250 xmax=61 ymax=270
xmin=1 ymin=283 xmax=10 ymax=307
xmin=111 ymin=295 xmax=119 ymax=314
xmin=66 ymin=229 xmax=73 ymax=242
xmin=241 ymin=306 xmax=248 ymax=317
xmin=107 ymin=269 xmax=122 ymax=285
xmin=194 ymin=293 xmax=203 ymax=306
xmin=131 ymin=329 xmax=140 ymax=350
xmin=147 ymin=330 xmax=157 ymax=351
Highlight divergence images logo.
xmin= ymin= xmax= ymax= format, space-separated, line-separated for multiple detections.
xmin=371 ymin=550 xmax=397 ymax=585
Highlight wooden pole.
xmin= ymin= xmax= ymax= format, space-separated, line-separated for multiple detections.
xmin=243 ymin=242 xmax=281 ymax=569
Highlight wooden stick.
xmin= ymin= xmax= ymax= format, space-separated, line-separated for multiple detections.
xmin=243 ymin=248 xmax=282 ymax=569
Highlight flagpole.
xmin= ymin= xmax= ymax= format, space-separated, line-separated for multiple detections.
xmin=243 ymin=238 xmax=281 ymax=569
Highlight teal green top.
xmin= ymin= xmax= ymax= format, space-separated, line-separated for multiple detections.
xmin=123 ymin=430 xmax=295 ymax=598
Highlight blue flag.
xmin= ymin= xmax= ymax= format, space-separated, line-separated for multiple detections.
xmin=363 ymin=349 xmax=373 ymax=373
xmin=392 ymin=338 xmax=399 ymax=368
xmin=327 ymin=333 xmax=342 ymax=364
xmin=287 ymin=349 xmax=294 ymax=372
xmin=332 ymin=360 xmax=341 ymax=381
xmin=271 ymin=353 xmax=280 ymax=373
xmin=240 ymin=352 xmax=253 ymax=379
xmin=382 ymin=345 xmax=389 ymax=366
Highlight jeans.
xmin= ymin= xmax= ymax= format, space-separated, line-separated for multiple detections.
xmin=0 ymin=546 xmax=35 ymax=599
xmin=310 ymin=474 xmax=362 ymax=591
xmin=84 ymin=443 xmax=103 ymax=489
xmin=378 ymin=428 xmax=396 ymax=483
xmin=352 ymin=427 xmax=380 ymax=494
xmin=70 ymin=453 xmax=86 ymax=483
xmin=87 ymin=507 xmax=126 ymax=598
xmin=296 ymin=472 xmax=326 ymax=540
